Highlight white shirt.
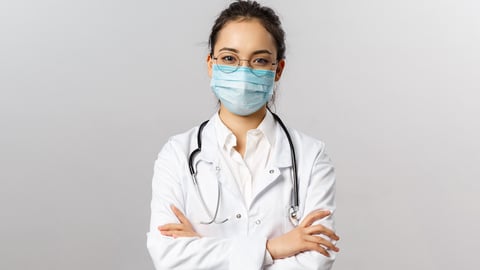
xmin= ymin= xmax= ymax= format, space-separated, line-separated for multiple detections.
xmin=214 ymin=111 xmax=277 ymax=208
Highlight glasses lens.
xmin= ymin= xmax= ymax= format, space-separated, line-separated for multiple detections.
xmin=215 ymin=53 xmax=239 ymax=73
xmin=249 ymin=55 xmax=275 ymax=70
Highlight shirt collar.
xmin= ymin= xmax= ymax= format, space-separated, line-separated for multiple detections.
xmin=213 ymin=110 xmax=277 ymax=150
xmin=256 ymin=110 xmax=276 ymax=148
xmin=214 ymin=112 xmax=236 ymax=150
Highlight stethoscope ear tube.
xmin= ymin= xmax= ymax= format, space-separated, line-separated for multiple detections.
xmin=188 ymin=120 xmax=210 ymax=179
xmin=189 ymin=119 xmax=228 ymax=224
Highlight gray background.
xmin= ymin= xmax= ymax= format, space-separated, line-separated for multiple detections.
xmin=1 ymin=0 xmax=479 ymax=269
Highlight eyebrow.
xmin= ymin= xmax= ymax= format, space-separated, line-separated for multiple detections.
xmin=218 ymin=47 xmax=273 ymax=55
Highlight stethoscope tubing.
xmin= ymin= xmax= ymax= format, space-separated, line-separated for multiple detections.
xmin=270 ymin=111 xmax=299 ymax=216
xmin=188 ymin=111 xmax=299 ymax=226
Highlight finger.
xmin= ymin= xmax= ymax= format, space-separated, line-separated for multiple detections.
xmin=160 ymin=230 xmax=198 ymax=238
xmin=172 ymin=231 xmax=199 ymax=238
xmin=159 ymin=229 xmax=185 ymax=236
xmin=170 ymin=205 xmax=193 ymax=226
xmin=159 ymin=229 xmax=175 ymax=237
xmin=158 ymin=223 xmax=186 ymax=231
xmin=305 ymin=225 xmax=340 ymax=241
xmin=301 ymin=210 xmax=330 ymax=227
xmin=304 ymin=235 xmax=338 ymax=251
xmin=306 ymin=242 xmax=330 ymax=257
xmin=300 ymin=209 xmax=331 ymax=227
xmin=304 ymin=235 xmax=340 ymax=252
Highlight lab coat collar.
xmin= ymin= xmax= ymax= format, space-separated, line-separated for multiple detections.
xmin=213 ymin=110 xmax=276 ymax=153
xmin=269 ymin=112 xmax=292 ymax=168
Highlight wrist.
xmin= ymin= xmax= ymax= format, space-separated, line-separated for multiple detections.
xmin=266 ymin=239 xmax=278 ymax=260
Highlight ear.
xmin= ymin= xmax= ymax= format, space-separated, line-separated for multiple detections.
xmin=274 ymin=59 xmax=286 ymax=81
xmin=207 ymin=54 xmax=213 ymax=78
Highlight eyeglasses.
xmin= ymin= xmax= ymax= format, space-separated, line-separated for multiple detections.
xmin=212 ymin=52 xmax=277 ymax=76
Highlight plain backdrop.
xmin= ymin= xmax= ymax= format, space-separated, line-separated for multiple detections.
xmin=1 ymin=0 xmax=479 ymax=269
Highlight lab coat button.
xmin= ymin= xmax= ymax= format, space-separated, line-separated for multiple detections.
xmin=255 ymin=219 xmax=261 ymax=225
xmin=215 ymin=166 xmax=220 ymax=171
xmin=236 ymin=214 xmax=242 ymax=219
xmin=269 ymin=169 xmax=274 ymax=174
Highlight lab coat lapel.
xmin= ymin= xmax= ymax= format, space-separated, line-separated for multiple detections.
xmin=251 ymin=122 xmax=292 ymax=203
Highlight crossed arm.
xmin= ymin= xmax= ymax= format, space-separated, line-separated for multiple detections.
xmin=159 ymin=205 xmax=340 ymax=260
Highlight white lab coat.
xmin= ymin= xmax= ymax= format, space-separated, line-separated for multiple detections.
xmin=147 ymin=113 xmax=337 ymax=270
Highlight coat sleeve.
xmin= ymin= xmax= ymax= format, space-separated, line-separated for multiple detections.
xmin=265 ymin=142 xmax=337 ymax=270
xmin=146 ymin=139 xmax=269 ymax=270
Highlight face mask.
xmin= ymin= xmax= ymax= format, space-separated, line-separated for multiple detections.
xmin=210 ymin=65 xmax=275 ymax=116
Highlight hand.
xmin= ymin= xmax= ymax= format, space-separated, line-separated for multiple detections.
xmin=158 ymin=205 xmax=201 ymax=238
xmin=266 ymin=210 xmax=340 ymax=259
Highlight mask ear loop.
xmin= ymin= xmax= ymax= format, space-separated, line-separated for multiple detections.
xmin=267 ymin=83 xmax=278 ymax=112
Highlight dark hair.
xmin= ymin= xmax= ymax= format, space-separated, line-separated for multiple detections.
xmin=208 ymin=0 xmax=286 ymax=61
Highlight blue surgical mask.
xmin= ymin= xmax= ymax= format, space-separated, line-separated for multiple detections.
xmin=210 ymin=65 xmax=275 ymax=116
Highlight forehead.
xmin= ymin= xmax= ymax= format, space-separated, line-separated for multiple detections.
xmin=214 ymin=19 xmax=277 ymax=55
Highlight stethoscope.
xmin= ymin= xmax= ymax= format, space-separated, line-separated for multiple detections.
xmin=188 ymin=110 xmax=300 ymax=226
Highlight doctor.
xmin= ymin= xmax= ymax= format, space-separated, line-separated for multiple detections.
xmin=147 ymin=1 xmax=340 ymax=269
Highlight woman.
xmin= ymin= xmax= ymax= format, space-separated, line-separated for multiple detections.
xmin=147 ymin=1 xmax=340 ymax=269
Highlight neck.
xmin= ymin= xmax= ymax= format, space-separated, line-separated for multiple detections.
xmin=218 ymin=105 xmax=267 ymax=156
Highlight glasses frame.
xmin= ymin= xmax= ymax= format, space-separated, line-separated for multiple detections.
xmin=212 ymin=52 xmax=278 ymax=76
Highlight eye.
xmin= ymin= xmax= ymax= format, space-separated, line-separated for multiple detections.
xmin=219 ymin=54 xmax=238 ymax=65
xmin=252 ymin=57 xmax=271 ymax=67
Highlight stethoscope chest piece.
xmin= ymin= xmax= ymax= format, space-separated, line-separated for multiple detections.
xmin=289 ymin=206 xmax=300 ymax=227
